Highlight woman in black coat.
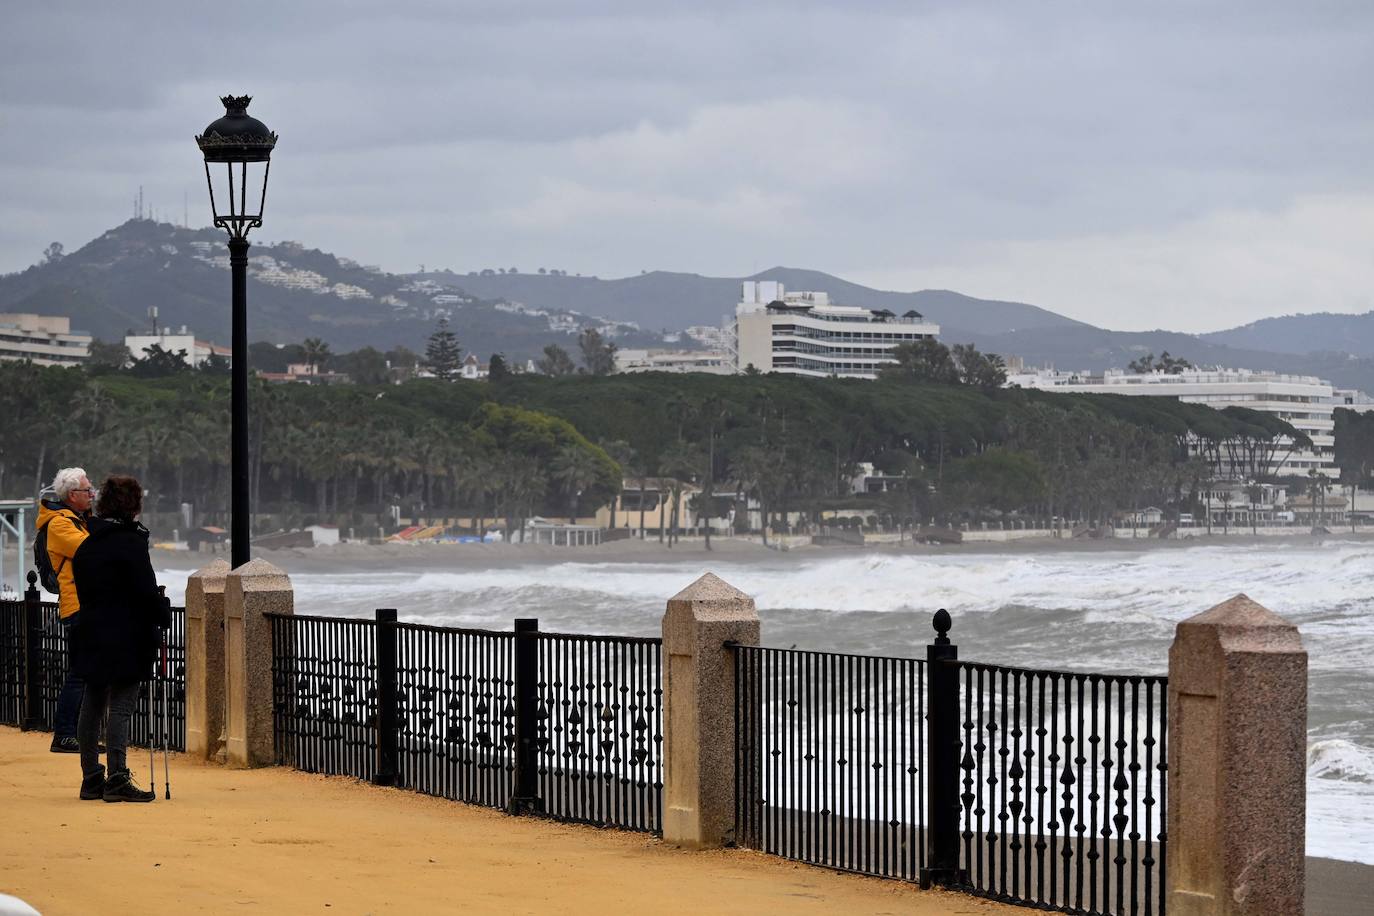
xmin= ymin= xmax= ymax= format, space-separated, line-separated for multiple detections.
xmin=71 ymin=475 xmax=169 ymax=802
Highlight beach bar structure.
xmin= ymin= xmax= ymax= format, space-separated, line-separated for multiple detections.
xmin=0 ymin=499 xmax=31 ymax=596
xmin=523 ymin=517 xmax=604 ymax=546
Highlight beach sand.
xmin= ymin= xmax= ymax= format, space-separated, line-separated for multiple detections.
xmin=1 ymin=727 xmax=1019 ymax=915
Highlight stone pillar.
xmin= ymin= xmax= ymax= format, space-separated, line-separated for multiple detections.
xmin=661 ymin=572 xmax=760 ymax=848
xmin=1166 ymin=594 xmax=1307 ymax=916
xmin=185 ymin=559 xmax=231 ymax=761
xmin=224 ymin=558 xmax=293 ymax=768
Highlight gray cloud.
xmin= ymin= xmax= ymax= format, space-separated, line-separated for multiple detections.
xmin=3 ymin=1 xmax=1372 ymax=332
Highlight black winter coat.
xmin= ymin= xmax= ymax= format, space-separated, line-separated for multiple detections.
xmin=71 ymin=517 xmax=169 ymax=684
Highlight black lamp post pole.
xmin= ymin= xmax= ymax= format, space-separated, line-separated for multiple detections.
xmin=230 ymin=235 xmax=250 ymax=568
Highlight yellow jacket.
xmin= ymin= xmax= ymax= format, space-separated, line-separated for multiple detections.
xmin=36 ymin=501 xmax=89 ymax=618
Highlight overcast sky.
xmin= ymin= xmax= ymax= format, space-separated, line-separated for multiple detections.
xmin=3 ymin=1 xmax=1372 ymax=332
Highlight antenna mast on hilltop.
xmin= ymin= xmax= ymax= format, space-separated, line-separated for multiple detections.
xmin=136 ymin=186 xmax=144 ymax=220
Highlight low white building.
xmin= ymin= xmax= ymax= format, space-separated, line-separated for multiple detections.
xmin=614 ymin=348 xmax=733 ymax=374
xmin=124 ymin=327 xmax=230 ymax=368
xmin=0 ymin=313 xmax=91 ymax=366
xmin=460 ymin=354 xmax=489 ymax=380
xmin=732 ymin=281 xmax=940 ymax=378
xmin=1006 ymin=366 xmax=1338 ymax=478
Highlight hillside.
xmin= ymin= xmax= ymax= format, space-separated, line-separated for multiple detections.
xmin=0 ymin=220 xmax=670 ymax=360
xmin=434 ymin=265 xmax=1088 ymax=337
xmin=1202 ymin=311 xmax=1374 ymax=357
xmin=9 ymin=219 xmax=1374 ymax=392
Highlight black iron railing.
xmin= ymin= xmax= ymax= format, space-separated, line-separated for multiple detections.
xmin=269 ymin=613 xmax=380 ymax=781
xmin=395 ymin=620 xmax=517 ymax=810
xmin=267 ymin=611 xmax=664 ymax=835
xmin=731 ymin=615 xmax=1167 ymax=916
xmin=536 ymin=631 xmax=663 ymax=833
xmin=0 ymin=599 xmax=32 ymax=727
xmin=733 ymin=644 xmax=927 ymax=881
xmin=953 ymin=662 xmax=1168 ymax=916
xmin=0 ymin=593 xmax=186 ymax=749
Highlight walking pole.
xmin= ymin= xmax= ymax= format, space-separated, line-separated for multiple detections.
xmin=148 ymin=677 xmax=155 ymax=789
xmin=161 ymin=638 xmax=171 ymax=799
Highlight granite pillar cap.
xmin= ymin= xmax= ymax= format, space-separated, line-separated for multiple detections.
xmin=188 ymin=558 xmax=232 ymax=588
xmin=227 ymin=557 xmax=292 ymax=592
xmin=666 ymin=572 xmax=758 ymax=621
xmin=1176 ymin=593 xmax=1303 ymax=653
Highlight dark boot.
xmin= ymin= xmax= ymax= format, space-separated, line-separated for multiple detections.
xmin=103 ymin=769 xmax=155 ymax=803
xmin=50 ymin=736 xmax=80 ymax=754
xmin=79 ymin=766 xmax=107 ymax=800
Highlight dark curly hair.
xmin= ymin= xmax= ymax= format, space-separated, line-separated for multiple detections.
xmin=96 ymin=475 xmax=143 ymax=521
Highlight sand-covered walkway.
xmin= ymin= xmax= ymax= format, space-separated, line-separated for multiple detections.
xmin=0 ymin=727 xmax=1022 ymax=915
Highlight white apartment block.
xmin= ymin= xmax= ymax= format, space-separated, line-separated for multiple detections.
xmin=0 ymin=314 xmax=91 ymax=366
xmin=1007 ymin=367 xmax=1339 ymax=479
xmin=732 ymin=281 xmax=940 ymax=378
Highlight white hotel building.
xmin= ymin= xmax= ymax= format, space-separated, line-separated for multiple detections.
xmin=732 ymin=281 xmax=940 ymax=378
xmin=0 ymin=313 xmax=91 ymax=366
xmin=1006 ymin=366 xmax=1339 ymax=479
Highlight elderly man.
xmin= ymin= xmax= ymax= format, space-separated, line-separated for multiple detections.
xmin=36 ymin=467 xmax=94 ymax=753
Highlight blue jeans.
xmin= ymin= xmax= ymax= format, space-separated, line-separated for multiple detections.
xmin=54 ymin=615 xmax=85 ymax=739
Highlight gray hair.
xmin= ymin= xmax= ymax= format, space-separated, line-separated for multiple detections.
xmin=51 ymin=467 xmax=88 ymax=501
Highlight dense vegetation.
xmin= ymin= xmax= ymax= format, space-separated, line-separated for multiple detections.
xmin=1 ymin=356 xmax=1342 ymax=538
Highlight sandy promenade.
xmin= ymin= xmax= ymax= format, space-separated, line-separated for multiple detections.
xmin=0 ymin=727 xmax=1021 ymax=916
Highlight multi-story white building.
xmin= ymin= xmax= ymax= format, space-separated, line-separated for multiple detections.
xmin=732 ymin=281 xmax=940 ymax=378
xmin=0 ymin=313 xmax=91 ymax=366
xmin=1006 ymin=366 xmax=1339 ymax=478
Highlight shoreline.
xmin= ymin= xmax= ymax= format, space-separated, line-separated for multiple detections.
xmin=152 ymin=529 xmax=1374 ymax=575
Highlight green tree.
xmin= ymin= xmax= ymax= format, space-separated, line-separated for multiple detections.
xmin=577 ymin=328 xmax=618 ymax=375
xmin=198 ymin=352 xmax=230 ymax=376
xmin=302 ymin=337 xmax=332 ymax=373
xmin=130 ymin=343 xmax=191 ymax=378
xmin=951 ymin=344 xmax=1008 ymax=390
xmin=881 ymin=339 xmax=959 ymax=383
xmin=488 ymin=353 xmax=510 ymax=382
xmin=535 ymin=344 xmax=577 ymax=376
xmin=86 ymin=339 xmax=131 ymax=373
xmin=335 ymin=346 xmax=389 ymax=386
xmin=424 ymin=317 xmax=462 ymax=381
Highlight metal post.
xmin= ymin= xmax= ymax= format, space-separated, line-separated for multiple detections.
xmin=373 ymin=608 xmax=399 ymax=787
xmin=509 ymin=617 xmax=540 ymax=815
xmin=229 ymin=235 xmax=250 ymax=569
xmin=21 ymin=571 xmax=42 ymax=731
xmin=921 ymin=607 xmax=966 ymax=887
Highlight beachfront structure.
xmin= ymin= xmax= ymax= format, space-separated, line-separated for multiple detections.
xmin=1006 ymin=366 xmax=1339 ymax=479
xmin=0 ymin=313 xmax=91 ymax=366
xmin=124 ymin=327 xmax=231 ymax=368
xmin=731 ymin=281 xmax=940 ymax=378
xmin=614 ymin=348 xmax=733 ymax=375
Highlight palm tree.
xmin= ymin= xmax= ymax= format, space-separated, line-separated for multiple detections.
xmin=598 ymin=439 xmax=635 ymax=530
xmin=550 ymin=443 xmax=602 ymax=523
xmin=302 ymin=337 xmax=332 ymax=375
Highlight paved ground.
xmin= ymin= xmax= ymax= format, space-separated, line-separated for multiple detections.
xmin=0 ymin=727 xmax=1023 ymax=915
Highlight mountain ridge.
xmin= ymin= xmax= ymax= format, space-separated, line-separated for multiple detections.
xmin=8 ymin=220 xmax=1374 ymax=390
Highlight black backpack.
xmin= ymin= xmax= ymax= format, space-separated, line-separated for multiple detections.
xmin=34 ymin=510 xmax=86 ymax=595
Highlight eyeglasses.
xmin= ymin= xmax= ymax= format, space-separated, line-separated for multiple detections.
xmin=72 ymin=488 xmax=95 ymax=495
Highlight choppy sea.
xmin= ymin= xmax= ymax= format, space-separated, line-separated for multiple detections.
xmin=165 ymin=540 xmax=1373 ymax=863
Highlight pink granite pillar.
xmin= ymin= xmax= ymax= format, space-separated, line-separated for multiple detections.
xmin=1166 ymin=594 xmax=1307 ymax=915
xmin=661 ymin=572 xmax=760 ymax=848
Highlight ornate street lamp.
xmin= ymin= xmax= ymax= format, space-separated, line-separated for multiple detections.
xmin=196 ymin=95 xmax=277 ymax=568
